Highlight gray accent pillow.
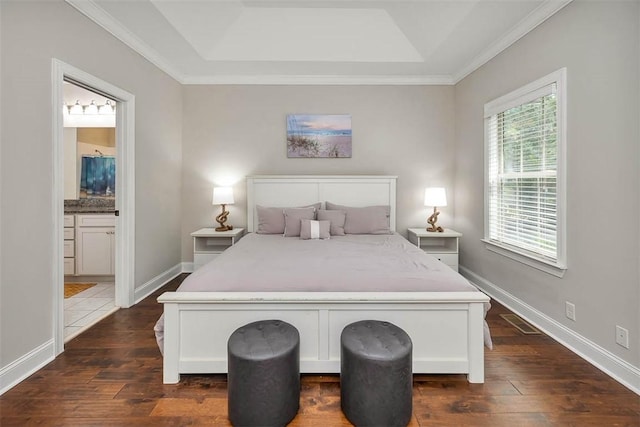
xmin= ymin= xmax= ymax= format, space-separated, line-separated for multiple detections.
xmin=317 ymin=209 xmax=346 ymax=236
xmin=283 ymin=207 xmax=316 ymax=237
xmin=325 ymin=202 xmax=391 ymax=235
xmin=300 ymin=220 xmax=330 ymax=240
xmin=256 ymin=203 xmax=321 ymax=234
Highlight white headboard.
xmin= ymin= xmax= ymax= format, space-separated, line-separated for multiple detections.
xmin=246 ymin=175 xmax=397 ymax=233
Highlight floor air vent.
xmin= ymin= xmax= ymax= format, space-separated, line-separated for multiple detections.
xmin=499 ymin=313 xmax=541 ymax=335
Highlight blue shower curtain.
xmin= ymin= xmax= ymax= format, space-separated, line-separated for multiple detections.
xmin=80 ymin=156 xmax=115 ymax=197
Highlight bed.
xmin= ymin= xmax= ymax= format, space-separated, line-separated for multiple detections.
xmin=156 ymin=175 xmax=490 ymax=384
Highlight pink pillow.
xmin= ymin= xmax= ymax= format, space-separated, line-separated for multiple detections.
xmin=283 ymin=207 xmax=316 ymax=237
xmin=317 ymin=210 xmax=346 ymax=236
xmin=256 ymin=203 xmax=321 ymax=234
xmin=300 ymin=220 xmax=330 ymax=240
xmin=325 ymin=202 xmax=391 ymax=235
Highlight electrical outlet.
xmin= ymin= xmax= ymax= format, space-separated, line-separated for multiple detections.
xmin=565 ymin=301 xmax=576 ymax=321
xmin=616 ymin=326 xmax=629 ymax=349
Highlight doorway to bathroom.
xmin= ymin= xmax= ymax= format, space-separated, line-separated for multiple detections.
xmin=52 ymin=59 xmax=136 ymax=356
xmin=62 ymin=81 xmax=118 ymax=342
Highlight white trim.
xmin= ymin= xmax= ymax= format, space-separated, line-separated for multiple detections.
xmin=64 ymin=0 xmax=570 ymax=86
xmin=482 ymin=239 xmax=566 ymax=278
xmin=52 ymin=61 xmax=66 ymax=356
xmin=182 ymin=74 xmax=454 ymax=86
xmin=452 ymin=0 xmax=573 ymax=83
xmin=483 ymin=68 xmax=567 ymax=273
xmin=0 ymin=340 xmax=55 ymax=396
xmin=51 ymin=59 xmax=136 ymax=358
xmin=182 ymin=262 xmax=195 ymax=274
xmin=460 ymin=266 xmax=640 ymax=395
xmin=134 ymin=263 xmax=183 ymax=304
xmin=64 ymin=0 xmax=185 ymax=83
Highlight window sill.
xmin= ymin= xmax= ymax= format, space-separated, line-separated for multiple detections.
xmin=482 ymin=239 xmax=567 ymax=278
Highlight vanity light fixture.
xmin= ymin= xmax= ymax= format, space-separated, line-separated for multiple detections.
xmin=84 ymin=100 xmax=99 ymax=115
xmin=68 ymin=100 xmax=84 ymax=115
xmin=424 ymin=187 xmax=447 ymax=232
xmin=99 ymin=100 xmax=115 ymax=115
xmin=212 ymin=186 xmax=235 ymax=232
xmin=66 ymin=99 xmax=116 ymax=115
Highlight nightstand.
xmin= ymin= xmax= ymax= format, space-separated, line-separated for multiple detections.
xmin=407 ymin=228 xmax=462 ymax=272
xmin=191 ymin=228 xmax=245 ymax=270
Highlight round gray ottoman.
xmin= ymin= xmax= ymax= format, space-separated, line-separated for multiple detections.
xmin=340 ymin=320 xmax=413 ymax=427
xmin=227 ymin=320 xmax=300 ymax=427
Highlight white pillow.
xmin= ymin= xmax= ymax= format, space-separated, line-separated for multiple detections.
xmin=300 ymin=220 xmax=330 ymax=240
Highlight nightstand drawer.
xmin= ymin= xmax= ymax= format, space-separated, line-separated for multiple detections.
xmin=429 ymin=253 xmax=457 ymax=265
xmin=430 ymin=253 xmax=458 ymax=271
xmin=194 ymin=252 xmax=220 ymax=270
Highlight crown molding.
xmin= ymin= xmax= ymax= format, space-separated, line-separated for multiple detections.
xmin=452 ymin=0 xmax=573 ymax=83
xmin=181 ymin=74 xmax=454 ymax=85
xmin=65 ymin=0 xmax=185 ymax=83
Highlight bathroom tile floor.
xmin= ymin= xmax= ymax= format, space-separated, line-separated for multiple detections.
xmin=64 ymin=282 xmax=117 ymax=342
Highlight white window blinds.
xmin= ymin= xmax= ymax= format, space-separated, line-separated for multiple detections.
xmin=484 ymin=69 xmax=566 ymax=270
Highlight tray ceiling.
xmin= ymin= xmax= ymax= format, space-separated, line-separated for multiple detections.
xmin=66 ymin=0 xmax=571 ymax=84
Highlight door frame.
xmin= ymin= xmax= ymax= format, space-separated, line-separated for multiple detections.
xmin=51 ymin=59 xmax=136 ymax=355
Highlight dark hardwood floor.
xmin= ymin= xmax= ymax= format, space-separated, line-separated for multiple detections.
xmin=1 ymin=274 xmax=638 ymax=426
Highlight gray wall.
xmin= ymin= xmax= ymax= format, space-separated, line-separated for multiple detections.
xmin=181 ymin=85 xmax=455 ymax=261
xmin=0 ymin=1 xmax=183 ymax=366
xmin=454 ymin=0 xmax=639 ymax=365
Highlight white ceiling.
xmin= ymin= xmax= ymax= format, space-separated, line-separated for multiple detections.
xmin=66 ymin=0 xmax=571 ymax=85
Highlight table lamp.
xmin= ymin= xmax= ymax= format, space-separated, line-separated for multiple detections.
xmin=212 ymin=186 xmax=234 ymax=231
xmin=424 ymin=187 xmax=447 ymax=232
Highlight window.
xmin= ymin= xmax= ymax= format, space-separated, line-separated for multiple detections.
xmin=484 ymin=69 xmax=566 ymax=276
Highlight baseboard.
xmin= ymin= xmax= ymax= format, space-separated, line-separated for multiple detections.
xmin=134 ymin=263 xmax=183 ymax=304
xmin=460 ymin=266 xmax=640 ymax=395
xmin=0 ymin=340 xmax=55 ymax=395
xmin=182 ymin=262 xmax=194 ymax=273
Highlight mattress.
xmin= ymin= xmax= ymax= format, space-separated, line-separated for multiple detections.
xmin=154 ymin=233 xmax=492 ymax=350
xmin=179 ymin=232 xmax=478 ymax=292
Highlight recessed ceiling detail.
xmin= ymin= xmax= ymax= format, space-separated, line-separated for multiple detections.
xmin=66 ymin=0 xmax=573 ymax=84
xmin=153 ymin=3 xmax=423 ymax=63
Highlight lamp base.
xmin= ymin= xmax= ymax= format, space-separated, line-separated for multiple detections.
xmin=214 ymin=204 xmax=233 ymax=232
xmin=426 ymin=208 xmax=444 ymax=232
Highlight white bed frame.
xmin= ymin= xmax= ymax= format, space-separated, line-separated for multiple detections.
xmin=158 ymin=175 xmax=489 ymax=384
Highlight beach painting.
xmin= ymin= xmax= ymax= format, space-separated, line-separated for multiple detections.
xmin=287 ymin=114 xmax=352 ymax=158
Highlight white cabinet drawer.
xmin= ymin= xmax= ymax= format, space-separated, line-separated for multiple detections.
xmin=63 ymin=227 xmax=74 ymax=240
xmin=194 ymin=252 xmax=220 ymax=270
xmin=429 ymin=253 xmax=457 ymax=265
xmin=64 ymin=240 xmax=75 ymax=258
xmin=426 ymin=252 xmax=458 ymax=271
xmin=76 ymin=214 xmax=116 ymax=227
xmin=64 ymin=215 xmax=75 ymax=227
xmin=64 ymin=258 xmax=75 ymax=275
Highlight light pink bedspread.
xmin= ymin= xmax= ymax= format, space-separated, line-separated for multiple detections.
xmin=154 ymin=233 xmax=492 ymax=351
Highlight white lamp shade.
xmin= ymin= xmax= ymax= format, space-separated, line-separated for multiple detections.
xmin=424 ymin=187 xmax=447 ymax=207
xmin=212 ymin=186 xmax=234 ymax=205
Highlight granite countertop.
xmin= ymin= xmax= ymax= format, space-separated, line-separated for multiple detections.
xmin=64 ymin=199 xmax=116 ymax=214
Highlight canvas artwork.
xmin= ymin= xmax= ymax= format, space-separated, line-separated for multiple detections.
xmin=287 ymin=114 xmax=352 ymax=158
